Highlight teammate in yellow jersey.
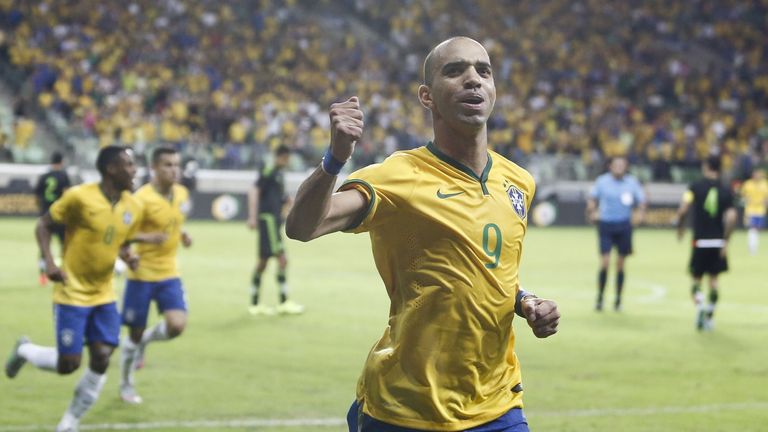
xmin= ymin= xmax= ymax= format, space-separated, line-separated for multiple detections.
xmin=6 ymin=146 xmax=146 ymax=432
xmin=740 ymin=168 xmax=768 ymax=254
xmin=119 ymin=147 xmax=192 ymax=404
xmin=286 ymin=37 xmax=560 ymax=432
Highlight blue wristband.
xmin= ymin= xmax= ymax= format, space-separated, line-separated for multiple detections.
xmin=322 ymin=147 xmax=346 ymax=175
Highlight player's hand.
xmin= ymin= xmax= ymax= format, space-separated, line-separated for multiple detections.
xmin=720 ymin=242 xmax=728 ymax=258
xmin=181 ymin=232 xmax=193 ymax=248
xmin=124 ymin=251 xmax=140 ymax=271
xmin=45 ymin=261 xmax=68 ymax=285
xmin=329 ymin=96 xmax=364 ymax=162
xmin=247 ymin=218 xmax=257 ymax=230
xmin=521 ymin=298 xmax=560 ymax=338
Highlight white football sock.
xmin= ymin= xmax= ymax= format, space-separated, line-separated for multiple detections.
xmin=18 ymin=343 xmax=57 ymax=372
xmin=748 ymin=229 xmax=759 ymax=254
xmin=56 ymin=411 xmax=78 ymax=432
xmin=141 ymin=321 xmax=168 ymax=344
xmin=63 ymin=368 xmax=106 ymax=420
xmin=120 ymin=338 xmax=139 ymax=386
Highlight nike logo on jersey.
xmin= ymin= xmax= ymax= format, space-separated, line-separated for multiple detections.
xmin=436 ymin=189 xmax=465 ymax=199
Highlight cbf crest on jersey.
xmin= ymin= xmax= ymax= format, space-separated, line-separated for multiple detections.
xmin=507 ymin=185 xmax=527 ymax=219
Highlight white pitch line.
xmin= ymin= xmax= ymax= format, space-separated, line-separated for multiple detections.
xmin=528 ymin=401 xmax=768 ymax=418
xmin=0 ymin=418 xmax=346 ymax=432
xmin=633 ymin=279 xmax=668 ymax=303
xmin=1 ymin=402 xmax=766 ymax=431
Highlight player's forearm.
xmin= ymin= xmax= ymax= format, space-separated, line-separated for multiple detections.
xmin=129 ymin=231 xmax=169 ymax=244
xmin=675 ymin=206 xmax=688 ymax=237
xmin=723 ymin=208 xmax=737 ymax=240
xmin=285 ymin=165 xmax=337 ymax=241
xmin=585 ymin=199 xmax=596 ymax=213
xmin=585 ymin=199 xmax=597 ymax=220
xmin=635 ymin=203 xmax=647 ymax=223
xmin=35 ymin=216 xmax=55 ymax=265
xmin=247 ymin=187 xmax=258 ymax=221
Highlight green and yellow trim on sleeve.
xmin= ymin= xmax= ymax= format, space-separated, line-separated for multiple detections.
xmin=338 ymin=179 xmax=377 ymax=231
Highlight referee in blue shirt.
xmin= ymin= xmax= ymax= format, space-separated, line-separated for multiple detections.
xmin=586 ymin=157 xmax=646 ymax=311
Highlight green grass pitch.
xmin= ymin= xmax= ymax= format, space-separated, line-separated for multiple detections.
xmin=1 ymin=218 xmax=766 ymax=431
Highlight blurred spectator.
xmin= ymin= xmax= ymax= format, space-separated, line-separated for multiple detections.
xmin=0 ymin=0 xmax=764 ymax=182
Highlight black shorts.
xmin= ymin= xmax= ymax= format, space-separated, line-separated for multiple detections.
xmin=258 ymin=213 xmax=284 ymax=259
xmin=689 ymin=248 xmax=728 ymax=277
xmin=598 ymin=221 xmax=633 ymax=256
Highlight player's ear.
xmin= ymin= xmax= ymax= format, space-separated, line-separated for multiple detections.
xmin=418 ymin=84 xmax=433 ymax=110
xmin=105 ymin=161 xmax=117 ymax=176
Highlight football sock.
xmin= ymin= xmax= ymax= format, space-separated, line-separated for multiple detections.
xmin=141 ymin=321 xmax=168 ymax=345
xmin=691 ymin=283 xmax=701 ymax=296
xmin=120 ymin=339 xmax=138 ymax=386
xmin=748 ymin=229 xmax=759 ymax=254
xmin=278 ymin=270 xmax=288 ymax=303
xmin=707 ymin=289 xmax=719 ymax=317
xmin=597 ymin=269 xmax=607 ymax=301
xmin=64 ymin=368 xmax=106 ymax=420
xmin=19 ymin=343 xmax=57 ymax=372
xmin=616 ymin=271 xmax=625 ymax=304
xmin=251 ymin=271 xmax=262 ymax=305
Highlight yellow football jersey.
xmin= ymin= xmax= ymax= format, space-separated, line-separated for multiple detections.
xmin=49 ymin=183 xmax=143 ymax=306
xmin=128 ymin=183 xmax=190 ymax=281
xmin=741 ymin=178 xmax=768 ymax=217
xmin=339 ymin=143 xmax=535 ymax=431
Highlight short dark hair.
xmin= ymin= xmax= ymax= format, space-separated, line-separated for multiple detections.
xmin=705 ymin=155 xmax=721 ymax=173
xmin=50 ymin=151 xmax=63 ymax=164
xmin=96 ymin=145 xmax=128 ymax=175
xmin=151 ymin=146 xmax=178 ymax=165
xmin=275 ymin=145 xmax=291 ymax=156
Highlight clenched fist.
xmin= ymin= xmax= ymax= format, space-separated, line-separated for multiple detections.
xmin=329 ymin=96 xmax=364 ymax=162
xmin=521 ymin=297 xmax=560 ymax=338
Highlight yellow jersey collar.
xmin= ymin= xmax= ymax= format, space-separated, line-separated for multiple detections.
xmin=426 ymin=141 xmax=492 ymax=195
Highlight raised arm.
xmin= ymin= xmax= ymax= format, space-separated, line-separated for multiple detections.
xmin=286 ymin=97 xmax=367 ymax=242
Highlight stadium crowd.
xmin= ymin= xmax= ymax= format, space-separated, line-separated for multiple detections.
xmin=0 ymin=0 xmax=766 ymax=180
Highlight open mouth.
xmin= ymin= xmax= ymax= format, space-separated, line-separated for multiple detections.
xmin=459 ymin=93 xmax=484 ymax=107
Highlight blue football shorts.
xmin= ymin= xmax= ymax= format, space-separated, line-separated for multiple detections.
xmin=598 ymin=220 xmax=633 ymax=255
xmin=748 ymin=215 xmax=765 ymax=229
xmin=122 ymin=278 xmax=187 ymax=328
xmin=54 ymin=302 xmax=121 ymax=355
xmin=346 ymin=400 xmax=529 ymax=432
